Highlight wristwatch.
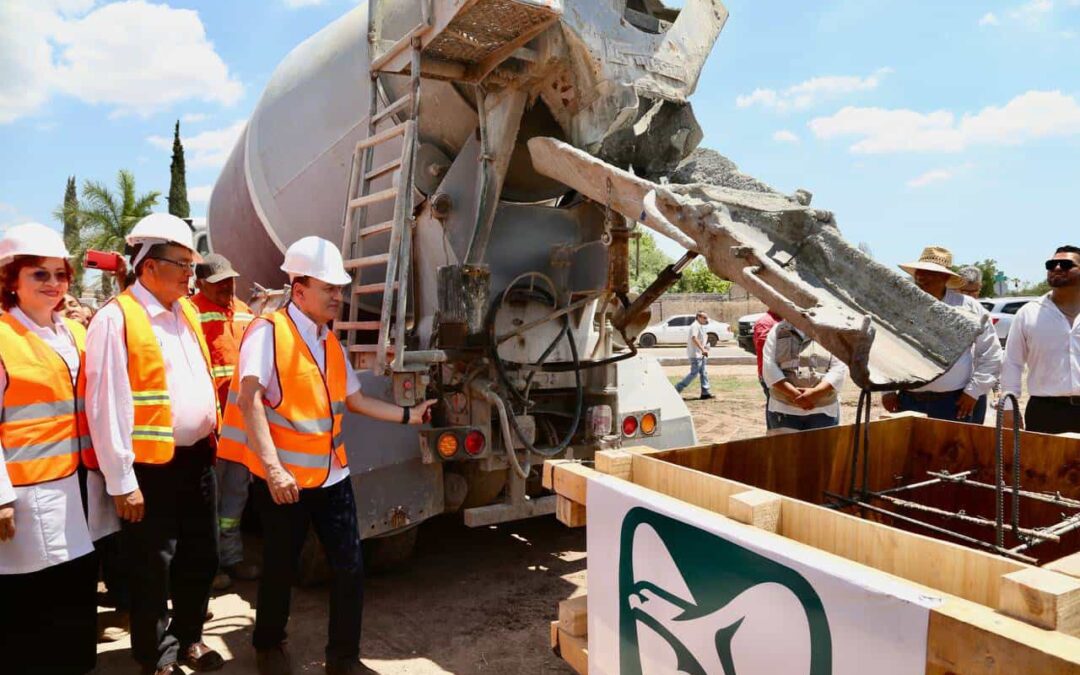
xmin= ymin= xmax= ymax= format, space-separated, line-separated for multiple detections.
xmin=401 ymin=405 xmax=411 ymax=424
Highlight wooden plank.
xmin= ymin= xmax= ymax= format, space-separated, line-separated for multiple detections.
xmin=1045 ymin=551 xmax=1080 ymax=580
xmin=556 ymin=496 xmax=586 ymax=528
xmin=999 ymin=567 xmax=1080 ymax=635
xmin=928 ymin=599 xmax=1080 ymax=674
xmin=728 ymin=489 xmax=781 ymax=533
xmin=371 ymin=94 xmax=413 ymax=127
xmin=543 ymin=460 xmax=590 ymax=505
xmin=355 ymin=122 xmax=407 ymax=151
xmin=370 ymin=24 xmax=430 ymax=72
xmin=630 ymin=452 xmax=1027 ymax=607
xmin=348 ymin=186 xmax=397 ymax=209
xmin=549 ymin=620 xmax=559 ymax=651
xmin=594 ymin=450 xmax=632 ymax=481
xmin=557 ymin=629 xmax=588 ymax=675
xmin=344 ymin=253 xmax=390 ymax=270
xmin=558 ymin=595 xmax=588 ymax=638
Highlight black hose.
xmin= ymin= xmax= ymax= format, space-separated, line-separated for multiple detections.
xmin=486 ymin=285 xmax=583 ymax=458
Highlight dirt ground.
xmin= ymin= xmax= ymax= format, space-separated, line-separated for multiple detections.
xmin=95 ymin=363 xmax=1001 ymax=674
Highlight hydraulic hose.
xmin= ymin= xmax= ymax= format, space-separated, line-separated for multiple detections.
xmin=474 ymin=380 xmax=530 ymax=480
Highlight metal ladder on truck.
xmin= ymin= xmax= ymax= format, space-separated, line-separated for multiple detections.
xmin=337 ymin=23 xmax=428 ymax=376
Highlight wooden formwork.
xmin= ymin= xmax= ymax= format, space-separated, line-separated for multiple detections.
xmin=546 ymin=414 xmax=1080 ymax=674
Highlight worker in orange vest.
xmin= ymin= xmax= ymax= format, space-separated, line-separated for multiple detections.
xmin=217 ymin=236 xmax=435 ymax=675
xmin=85 ymin=214 xmax=226 ymax=675
xmin=0 ymin=223 xmax=118 ymax=675
xmin=191 ymin=254 xmax=260 ymax=591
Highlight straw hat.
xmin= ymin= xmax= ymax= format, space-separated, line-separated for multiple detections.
xmin=899 ymin=246 xmax=964 ymax=289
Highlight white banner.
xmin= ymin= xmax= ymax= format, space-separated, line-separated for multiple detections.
xmin=586 ymin=475 xmax=941 ymax=675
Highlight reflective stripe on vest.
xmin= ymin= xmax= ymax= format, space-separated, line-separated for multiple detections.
xmin=191 ymin=294 xmax=252 ymax=413
xmin=217 ymin=308 xmax=348 ymax=488
xmin=0 ymin=314 xmax=89 ymax=485
xmin=111 ymin=290 xmax=220 ymax=464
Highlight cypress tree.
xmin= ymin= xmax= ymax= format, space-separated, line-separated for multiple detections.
xmin=168 ymin=120 xmax=190 ymax=218
xmin=62 ymin=176 xmax=84 ymax=292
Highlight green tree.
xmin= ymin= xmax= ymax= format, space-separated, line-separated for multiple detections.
xmin=629 ymin=229 xmax=674 ymax=294
xmin=674 ymin=258 xmax=732 ymax=294
xmin=955 ymin=258 xmax=1002 ymax=297
xmin=78 ymin=170 xmax=160 ymax=296
xmin=167 ymin=120 xmax=189 ymax=218
xmin=58 ymin=176 xmax=84 ymax=293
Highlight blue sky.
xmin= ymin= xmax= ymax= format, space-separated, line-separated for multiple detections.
xmin=1 ymin=0 xmax=1078 ymax=289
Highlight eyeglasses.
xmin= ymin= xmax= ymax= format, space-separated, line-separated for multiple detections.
xmin=1045 ymin=259 xmax=1078 ymax=271
xmin=150 ymin=257 xmax=196 ymax=273
xmin=29 ymin=269 xmax=71 ymax=284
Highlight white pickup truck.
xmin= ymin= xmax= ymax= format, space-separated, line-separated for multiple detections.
xmin=979 ymin=296 xmax=1039 ymax=346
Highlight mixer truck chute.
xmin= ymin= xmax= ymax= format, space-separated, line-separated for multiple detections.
xmin=208 ymin=0 xmax=976 ymax=559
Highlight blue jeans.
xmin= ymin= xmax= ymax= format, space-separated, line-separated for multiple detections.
xmin=898 ymin=390 xmax=988 ymax=424
xmin=767 ymin=411 xmax=838 ymax=431
xmin=676 ymin=356 xmax=710 ymax=395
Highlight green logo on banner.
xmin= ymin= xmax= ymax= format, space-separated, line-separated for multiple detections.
xmin=618 ymin=507 xmax=832 ymax=674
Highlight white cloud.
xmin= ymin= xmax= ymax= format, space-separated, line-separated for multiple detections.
xmin=736 ymin=68 xmax=891 ymax=112
xmin=808 ymin=90 xmax=1080 ymax=154
xmin=1010 ymin=0 xmax=1054 ymax=26
xmin=147 ymin=120 xmax=245 ymax=169
xmin=187 ymin=185 xmax=213 ymax=203
xmin=907 ymin=168 xmax=955 ymax=188
xmin=283 ymin=0 xmax=329 ymax=6
xmin=0 ymin=1 xmax=241 ymax=124
xmin=979 ymin=12 xmax=1000 ymax=25
xmin=772 ymin=130 xmax=799 ymax=143
xmin=181 ymin=113 xmax=209 ymax=123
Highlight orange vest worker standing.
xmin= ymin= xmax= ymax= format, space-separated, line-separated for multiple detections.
xmin=191 ymin=253 xmax=260 ymax=590
xmin=85 ymin=214 xmax=226 ymax=675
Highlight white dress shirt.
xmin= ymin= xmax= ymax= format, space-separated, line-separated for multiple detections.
xmin=1002 ymin=293 xmax=1080 ymax=403
xmin=913 ymin=291 xmax=1002 ymax=397
xmin=0 ymin=308 xmax=118 ymax=574
xmin=238 ymin=304 xmax=361 ymax=489
xmin=762 ymin=324 xmax=848 ymax=418
xmin=85 ymin=282 xmax=218 ymax=496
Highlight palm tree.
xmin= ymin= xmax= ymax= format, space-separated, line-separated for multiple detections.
xmin=72 ymin=170 xmax=160 ymax=296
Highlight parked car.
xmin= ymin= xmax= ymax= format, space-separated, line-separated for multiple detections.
xmin=638 ymin=314 xmax=732 ymax=348
xmin=979 ymin=296 xmax=1039 ymax=345
xmin=736 ymin=312 xmax=765 ymax=354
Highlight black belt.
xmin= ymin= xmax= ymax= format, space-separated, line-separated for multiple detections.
xmin=902 ymin=389 xmax=961 ymax=402
xmin=1031 ymin=395 xmax=1080 ymax=407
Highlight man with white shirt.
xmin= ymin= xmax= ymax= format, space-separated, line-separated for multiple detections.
xmin=217 ymin=237 xmax=434 ymax=675
xmin=674 ymin=311 xmax=714 ymax=400
xmin=1002 ymin=245 xmax=1080 ymax=434
xmin=883 ymin=246 xmax=1002 ymax=423
xmin=85 ymin=214 xmax=225 ymax=675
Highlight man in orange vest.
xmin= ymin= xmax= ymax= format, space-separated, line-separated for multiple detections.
xmin=191 ymin=254 xmax=260 ymax=590
xmin=217 ymin=236 xmax=435 ymax=675
xmin=85 ymin=214 xmax=226 ymax=675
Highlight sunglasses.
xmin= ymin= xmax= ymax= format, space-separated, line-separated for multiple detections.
xmin=150 ymin=257 xmax=196 ymax=273
xmin=1045 ymin=259 xmax=1077 ymax=271
xmin=29 ymin=269 xmax=71 ymax=283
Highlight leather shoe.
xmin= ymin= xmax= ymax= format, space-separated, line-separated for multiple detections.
xmin=257 ymin=644 xmax=294 ymax=675
xmin=325 ymin=659 xmax=379 ymax=675
xmin=179 ymin=642 xmax=225 ymax=672
xmin=142 ymin=664 xmax=183 ymax=675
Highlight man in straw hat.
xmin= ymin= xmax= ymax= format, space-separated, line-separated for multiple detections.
xmin=882 ymin=246 xmax=1002 ymax=423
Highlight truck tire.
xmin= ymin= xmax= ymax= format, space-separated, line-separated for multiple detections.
xmin=363 ymin=527 xmax=420 ymax=572
xmin=639 ymin=333 xmax=657 ymax=347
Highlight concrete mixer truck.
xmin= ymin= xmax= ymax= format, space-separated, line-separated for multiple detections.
xmin=209 ymin=0 xmax=980 ymax=561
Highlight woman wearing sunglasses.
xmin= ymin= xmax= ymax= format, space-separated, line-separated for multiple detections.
xmin=0 ymin=222 xmax=118 ymax=674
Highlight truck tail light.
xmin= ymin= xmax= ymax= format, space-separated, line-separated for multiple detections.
xmin=622 ymin=415 xmax=638 ymax=437
xmin=991 ymin=317 xmax=1000 ymax=325
xmin=436 ymin=432 xmax=459 ymax=458
xmin=640 ymin=412 xmax=658 ymax=436
xmin=464 ymin=430 xmax=485 ymax=455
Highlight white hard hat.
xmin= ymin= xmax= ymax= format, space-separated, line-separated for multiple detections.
xmin=126 ymin=213 xmax=202 ymax=263
xmin=0 ymin=222 xmax=71 ymax=268
xmin=280 ymin=236 xmax=352 ymax=286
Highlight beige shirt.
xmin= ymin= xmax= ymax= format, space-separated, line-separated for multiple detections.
xmin=85 ymin=282 xmax=218 ymax=495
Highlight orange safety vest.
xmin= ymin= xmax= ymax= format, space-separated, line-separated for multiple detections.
xmin=84 ymin=289 xmax=220 ymax=466
xmin=218 ymin=307 xmax=347 ymax=489
xmin=191 ymin=293 xmax=255 ymax=413
xmin=0 ymin=313 xmax=91 ymax=486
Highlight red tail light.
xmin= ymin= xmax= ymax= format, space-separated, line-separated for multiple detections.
xmin=622 ymin=415 xmax=638 ymax=437
xmin=464 ymin=429 xmax=485 ymax=455
xmin=991 ymin=317 xmax=1000 ymax=325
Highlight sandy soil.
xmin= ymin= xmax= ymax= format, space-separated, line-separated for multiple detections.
xmin=95 ymin=363 xmax=1006 ymax=674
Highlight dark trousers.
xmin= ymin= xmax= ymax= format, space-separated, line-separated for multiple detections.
xmin=122 ymin=439 xmax=219 ymax=669
xmin=1026 ymin=396 xmax=1080 ymax=434
xmin=898 ymin=389 xmax=988 ymax=424
xmin=97 ymin=530 xmax=131 ymax=610
xmin=252 ymin=476 xmax=364 ymax=664
xmin=767 ymin=410 xmax=839 ymax=431
xmin=0 ymin=551 xmax=98 ymax=674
